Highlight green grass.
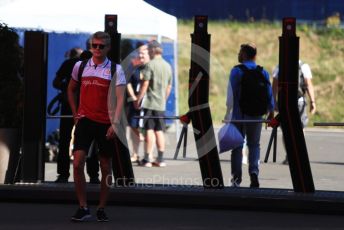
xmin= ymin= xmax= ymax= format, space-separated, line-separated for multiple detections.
xmin=177 ymin=20 xmax=344 ymax=126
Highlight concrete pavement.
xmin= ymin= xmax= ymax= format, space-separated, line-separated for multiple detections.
xmin=44 ymin=127 xmax=344 ymax=191
xmin=1 ymin=127 xmax=344 ymax=229
xmin=1 ymin=202 xmax=343 ymax=230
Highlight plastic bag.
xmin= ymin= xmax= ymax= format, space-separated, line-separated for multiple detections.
xmin=218 ymin=123 xmax=244 ymax=153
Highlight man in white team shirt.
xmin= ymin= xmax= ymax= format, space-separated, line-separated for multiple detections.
xmin=272 ymin=60 xmax=316 ymax=164
xmin=68 ymin=31 xmax=126 ymax=222
xmin=272 ymin=60 xmax=316 ymax=127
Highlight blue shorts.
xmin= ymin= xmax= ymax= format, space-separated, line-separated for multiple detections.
xmin=127 ymin=102 xmax=141 ymax=128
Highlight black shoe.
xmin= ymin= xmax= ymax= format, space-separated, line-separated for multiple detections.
xmin=250 ymin=173 xmax=260 ymax=188
xmin=71 ymin=207 xmax=91 ymax=222
xmin=55 ymin=176 xmax=68 ymax=183
xmin=139 ymin=159 xmax=152 ymax=167
xmin=96 ymin=208 xmax=109 ymax=222
xmin=89 ymin=177 xmax=101 ymax=184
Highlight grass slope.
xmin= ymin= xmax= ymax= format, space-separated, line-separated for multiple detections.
xmin=177 ymin=20 xmax=344 ymax=126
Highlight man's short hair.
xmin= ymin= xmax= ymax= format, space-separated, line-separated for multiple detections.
xmin=240 ymin=43 xmax=257 ymax=59
xmin=80 ymin=50 xmax=92 ymax=61
xmin=136 ymin=41 xmax=145 ymax=49
xmin=69 ymin=47 xmax=82 ymax=59
xmin=148 ymin=40 xmax=163 ymax=54
xmin=90 ymin=31 xmax=111 ymax=46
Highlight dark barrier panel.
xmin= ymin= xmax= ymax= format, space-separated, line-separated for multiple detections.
xmin=278 ymin=18 xmax=314 ymax=193
xmin=22 ymin=31 xmax=48 ymax=182
xmin=105 ymin=15 xmax=135 ymax=186
xmin=189 ymin=16 xmax=223 ymax=188
xmin=106 ymin=15 xmax=121 ymax=64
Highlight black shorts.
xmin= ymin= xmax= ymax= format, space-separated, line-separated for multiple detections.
xmin=73 ymin=117 xmax=115 ymax=157
xmin=143 ymin=109 xmax=166 ymax=131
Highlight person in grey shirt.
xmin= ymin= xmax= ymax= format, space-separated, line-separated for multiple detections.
xmin=134 ymin=40 xmax=172 ymax=167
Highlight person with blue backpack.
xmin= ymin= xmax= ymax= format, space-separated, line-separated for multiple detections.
xmin=224 ymin=43 xmax=274 ymax=188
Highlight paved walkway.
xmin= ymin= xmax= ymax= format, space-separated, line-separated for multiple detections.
xmin=44 ymin=127 xmax=344 ymax=191
xmin=1 ymin=128 xmax=344 ymax=229
xmin=1 ymin=202 xmax=343 ymax=230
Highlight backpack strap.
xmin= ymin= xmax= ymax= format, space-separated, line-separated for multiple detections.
xmin=236 ymin=64 xmax=263 ymax=73
xmin=298 ymin=61 xmax=308 ymax=97
xmin=255 ymin=65 xmax=263 ymax=72
xmin=77 ymin=59 xmax=89 ymax=83
xmin=78 ymin=59 xmax=117 ymax=82
xmin=236 ymin=64 xmax=248 ymax=72
xmin=255 ymin=66 xmax=268 ymax=84
xmin=47 ymin=92 xmax=63 ymax=115
xmin=111 ymin=62 xmax=117 ymax=80
xmin=298 ymin=62 xmax=305 ymax=81
xmin=237 ymin=64 xmax=270 ymax=85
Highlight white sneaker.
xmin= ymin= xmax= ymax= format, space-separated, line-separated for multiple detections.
xmin=242 ymin=146 xmax=248 ymax=165
xmin=152 ymin=161 xmax=166 ymax=167
xmin=242 ymin=155 xmax=248 ymax=165
xmin=130 ymin=155 xmax=140 ymax=163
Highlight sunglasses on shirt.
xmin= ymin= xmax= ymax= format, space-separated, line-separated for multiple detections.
xmin=91 ymin=43 xmax=106 ymax=50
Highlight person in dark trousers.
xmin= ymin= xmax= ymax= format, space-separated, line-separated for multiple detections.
xmin=68 ymin=31 xmax=127 ymax=222
xmin=53 ymin=47 xmax=100 ymax=184
xmin=224 ymin=43 xmax=274 ymax=188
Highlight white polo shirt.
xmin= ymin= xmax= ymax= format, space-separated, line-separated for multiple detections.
xmin=71 ymin=58 xmax=126 ymax=124
xmin=272 ymin=61 xmax=312 ymax=80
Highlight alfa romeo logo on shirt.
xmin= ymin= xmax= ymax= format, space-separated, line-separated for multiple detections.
xmin=105 ymin=69 xmax=111 ymax=75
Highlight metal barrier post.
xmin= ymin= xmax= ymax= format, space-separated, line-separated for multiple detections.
xmin=21 ymin=31 xmax=48 ymax=183
xmin=105 ymin=15 xmax=134 ymax=186
xmin=279 ymin=18 xmax=314 ymax=193
xmin=189 ymin=16 xmax=223 ymax=188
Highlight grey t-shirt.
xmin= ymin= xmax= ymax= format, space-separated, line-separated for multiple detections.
xmin=141 ymin=56 xmax=172 ymax=111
